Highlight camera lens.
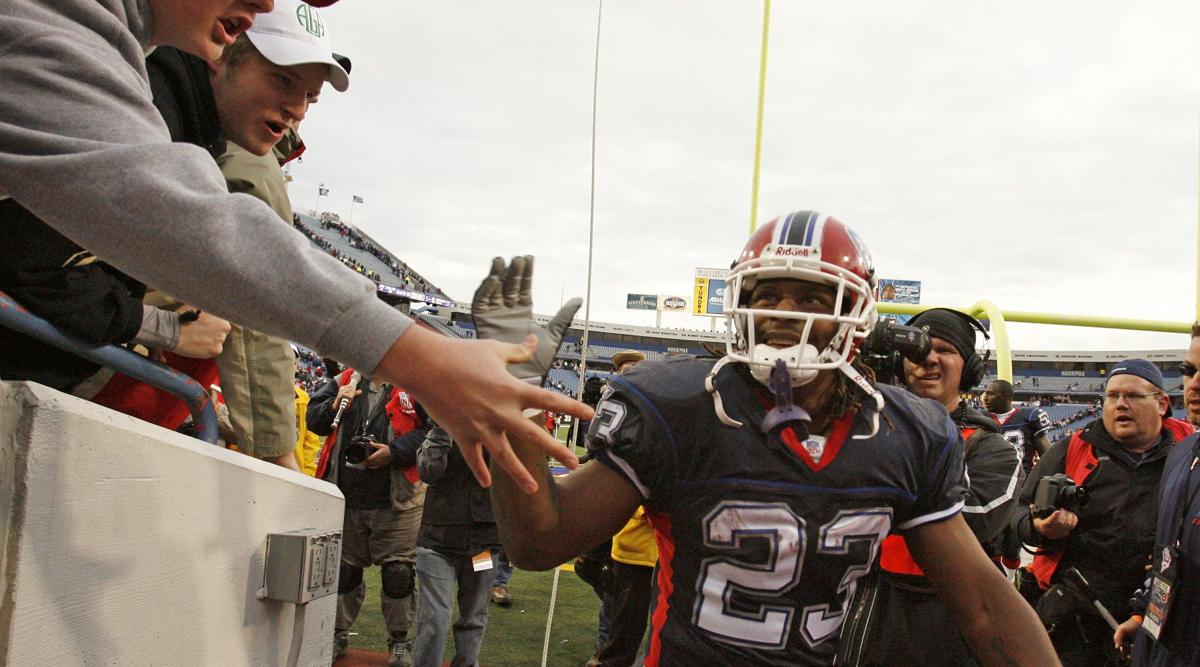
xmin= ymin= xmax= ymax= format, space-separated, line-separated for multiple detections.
xmin=345 ymin=437 xmax=371 ymax=465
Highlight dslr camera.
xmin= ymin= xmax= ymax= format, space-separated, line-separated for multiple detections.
xmin=343 ymin=433 xmax=375 ymax=468
xmin=1032 ymin=473 xmax=1089 ymax=519
xmin=859 ymin=318 xmax=931 ymax=385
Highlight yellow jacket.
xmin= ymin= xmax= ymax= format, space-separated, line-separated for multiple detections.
xmin=611 ymin=506 xmax=658 ymax=567
xmin=293 ymin=386 xmax=322 ymax=476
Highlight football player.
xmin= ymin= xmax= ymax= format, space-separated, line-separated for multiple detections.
xmin=982 ymin=379 xmax=1053 ymax=474
xmin=478 ymin=212 xmax=1056 ymax=666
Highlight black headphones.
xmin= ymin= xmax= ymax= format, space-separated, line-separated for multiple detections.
xmin=906 ymin=308 xmax=991 ymax=391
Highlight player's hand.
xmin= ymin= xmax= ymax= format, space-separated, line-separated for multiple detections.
xmin=373 ymin=325 xmax=594 ymax=493
xmin=363 ymin=441 xmax=392 ymax=469
xmin=1113 ymin=615 xmax=1141 ymax=651
xmin=471 ymin=256 xmax=582 ymax=383
xmin=1033 ymin=508 xmax=1078 ymax=540
xmin=173 ymin=309 xmax=231 ymax=358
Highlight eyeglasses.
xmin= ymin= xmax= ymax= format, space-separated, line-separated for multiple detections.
xmin=1104 ymin=391 xmax=1163 ymax=403
xmin=1178 ymin=362 xmax=1198 ymax=378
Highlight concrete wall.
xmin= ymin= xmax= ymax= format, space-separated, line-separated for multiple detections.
xmin=0 ymin=382 xmax=344 ymax=666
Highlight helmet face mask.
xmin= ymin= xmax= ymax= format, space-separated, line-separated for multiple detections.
xmin=724 ymin=211 xmax=878 ymax=386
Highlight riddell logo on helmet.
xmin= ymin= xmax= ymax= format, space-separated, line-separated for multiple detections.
xmin=763 ymin=244 xmax=820 ymax=259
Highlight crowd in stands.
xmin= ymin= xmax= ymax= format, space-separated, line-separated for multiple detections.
xmin=318 ymin=213 xmax=447 ymax=298
xmin=294 ymin=346 xmax=329 ymax=395
xmin=290 ymin=214 xmax=450 ymax=300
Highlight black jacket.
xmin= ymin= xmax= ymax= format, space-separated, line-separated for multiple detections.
xmin=308 ymin=377 xmax=430 ymax=510
xmin=954 ymin=403 xmax=1025 ymax=550
xmin=416 ymin=427 xmax=500 ymax=557
xmin=1014 ymin=418 xmax=1179 ymax=614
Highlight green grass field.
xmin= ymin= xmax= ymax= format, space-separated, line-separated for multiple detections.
xmin=343 ymin=427 xmax=599 ymax=664
xmin=348 ymin=564 xmax=602 ymax=665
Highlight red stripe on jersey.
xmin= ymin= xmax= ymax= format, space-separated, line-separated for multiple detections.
xmin=644 ymin=509 xmax=675 ymax=667
xmin=779 ymin=413 xmax=854 ymax=472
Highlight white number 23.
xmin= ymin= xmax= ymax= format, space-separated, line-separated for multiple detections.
xmin=693 ymin=501 xmax=892 ymax=650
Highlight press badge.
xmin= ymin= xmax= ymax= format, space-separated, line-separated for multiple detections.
xmin=1142 ymin=543 xmax=1180 ymax=640
xmin=472 ymin=550 xmax=495 ymax=572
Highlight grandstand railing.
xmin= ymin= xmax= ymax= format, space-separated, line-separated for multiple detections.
xmin=0 ymin=290 xmax=219 ymax=444
xmin=880 ymin=301 xmax=1192 ymax=383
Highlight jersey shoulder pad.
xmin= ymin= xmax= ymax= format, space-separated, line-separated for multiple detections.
xmin=877 ymin=384 xmax=955 ymax=438
xmin=610 ymin=355 xmax=716 ymax=404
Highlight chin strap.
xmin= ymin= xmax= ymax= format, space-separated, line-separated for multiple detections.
xmin=839 ymin=362 xmax=884 ymax=439
xmin=707 ymin=355 xmax=886 ymax=440
xmin=762 ymin=359 xmax=812 ymax=440
xmin=706 ymin=356 xmax=744 ymax=428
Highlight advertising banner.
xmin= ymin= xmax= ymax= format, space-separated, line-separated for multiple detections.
xmin=877 ymin=278 xmax=921 ymax=324
xmin=657 ymin=295 xmax=688 ymax=312
xmin=626 ymin=293 xmax=658 ymax=310
xmin=693 ymin=268 xmax=729 ymax=316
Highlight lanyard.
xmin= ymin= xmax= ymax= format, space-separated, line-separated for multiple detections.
xmin=357 ymin=384 xmax=392 ymax=439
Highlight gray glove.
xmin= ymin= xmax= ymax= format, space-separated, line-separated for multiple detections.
xmin=471 ymin=255 xmax=582 ymax=382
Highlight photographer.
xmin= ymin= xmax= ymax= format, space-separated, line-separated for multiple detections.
xmin=308 ymin=369 xmax=430 ymax=665
xmin=1014 ymin=359 xmax=1193 ymax=665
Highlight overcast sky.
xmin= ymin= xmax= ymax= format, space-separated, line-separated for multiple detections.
xmin=288 ymin=1 xmax=1198 ymax=352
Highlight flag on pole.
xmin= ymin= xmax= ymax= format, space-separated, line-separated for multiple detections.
xmin=318 ymin=185 xmax=329 ymax=196
xmin=352 ymin=195 xmax=364 ymax=204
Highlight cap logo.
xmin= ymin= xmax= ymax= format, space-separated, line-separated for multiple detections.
xmin=295 ymin=4 xmax=326 ymax=38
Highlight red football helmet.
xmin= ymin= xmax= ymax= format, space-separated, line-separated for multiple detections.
xmin=723 ymin=211 xmax=878 ymax=386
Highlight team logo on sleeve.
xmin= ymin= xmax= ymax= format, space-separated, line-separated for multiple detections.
xmin=587 ymin=397 xmax=627 ymax=448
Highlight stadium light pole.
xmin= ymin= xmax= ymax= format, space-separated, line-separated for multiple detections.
xmin=748 ymin=0 xmax=771 ymax=235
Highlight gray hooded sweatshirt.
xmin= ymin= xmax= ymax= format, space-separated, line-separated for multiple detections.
xmin=0 ymin=0 xmax=411 ymax=373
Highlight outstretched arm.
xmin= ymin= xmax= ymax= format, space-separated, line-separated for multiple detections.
xmin=375 ymin=327 xmax=592 ymax=493
xmin=488 ymin=427 xmax=642 ymax=570
xmin=909 ymin=515 xmax=1059 ymax=667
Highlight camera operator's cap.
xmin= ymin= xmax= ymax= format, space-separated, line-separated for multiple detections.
xmin=1107 ymin=358 xmax=1165 ymax=391
xmin=247 ymin=0 xmax=350 ymax=92
xmin=611 ymin=350 xmax=646 ymax=369
xmin=908 ymin=309 xmax=976 ymax=361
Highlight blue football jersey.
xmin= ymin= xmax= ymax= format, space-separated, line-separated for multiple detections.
xmin=993 ymin=406 xmax=1052 ymax=473
xmin=586 ymin=356 xmax=967 ymax=666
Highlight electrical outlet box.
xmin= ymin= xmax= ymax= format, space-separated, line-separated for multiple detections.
xmin=262 ymin=529 xmax=342 ymax=604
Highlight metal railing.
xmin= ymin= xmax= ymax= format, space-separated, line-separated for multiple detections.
xmin=0 ymin=290 xmax=219 ymax=444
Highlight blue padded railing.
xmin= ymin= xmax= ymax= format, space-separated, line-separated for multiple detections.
xmin=0 ymin=290 xmax=219 ymax=444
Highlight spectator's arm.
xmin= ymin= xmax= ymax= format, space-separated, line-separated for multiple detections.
xmin=305 ymin=378 xmax=341 ymax=436
xmin=129 ymin=304 xmax=182 ymax=349
xmin=0 ymin=30 xmax=411 ymax=374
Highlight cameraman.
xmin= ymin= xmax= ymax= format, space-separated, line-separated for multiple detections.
xmin=842 ymin=308 xmax=1024 ymax=665
xmin=308 ymin=368 xmax=431 ymax=665
xmin=1014 ymin=359 xmax=1193 ymax=665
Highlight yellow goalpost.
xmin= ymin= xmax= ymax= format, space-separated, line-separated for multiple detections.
xmin=878 ymin=302 xmax=1193 ymax=383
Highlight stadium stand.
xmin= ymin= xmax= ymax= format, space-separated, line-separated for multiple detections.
xmin=293 ymin=211 xmax=451 ymax=305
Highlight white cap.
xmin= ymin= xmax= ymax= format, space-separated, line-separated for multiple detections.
xmin=246 ymin=0 xmax=349 ymax=92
